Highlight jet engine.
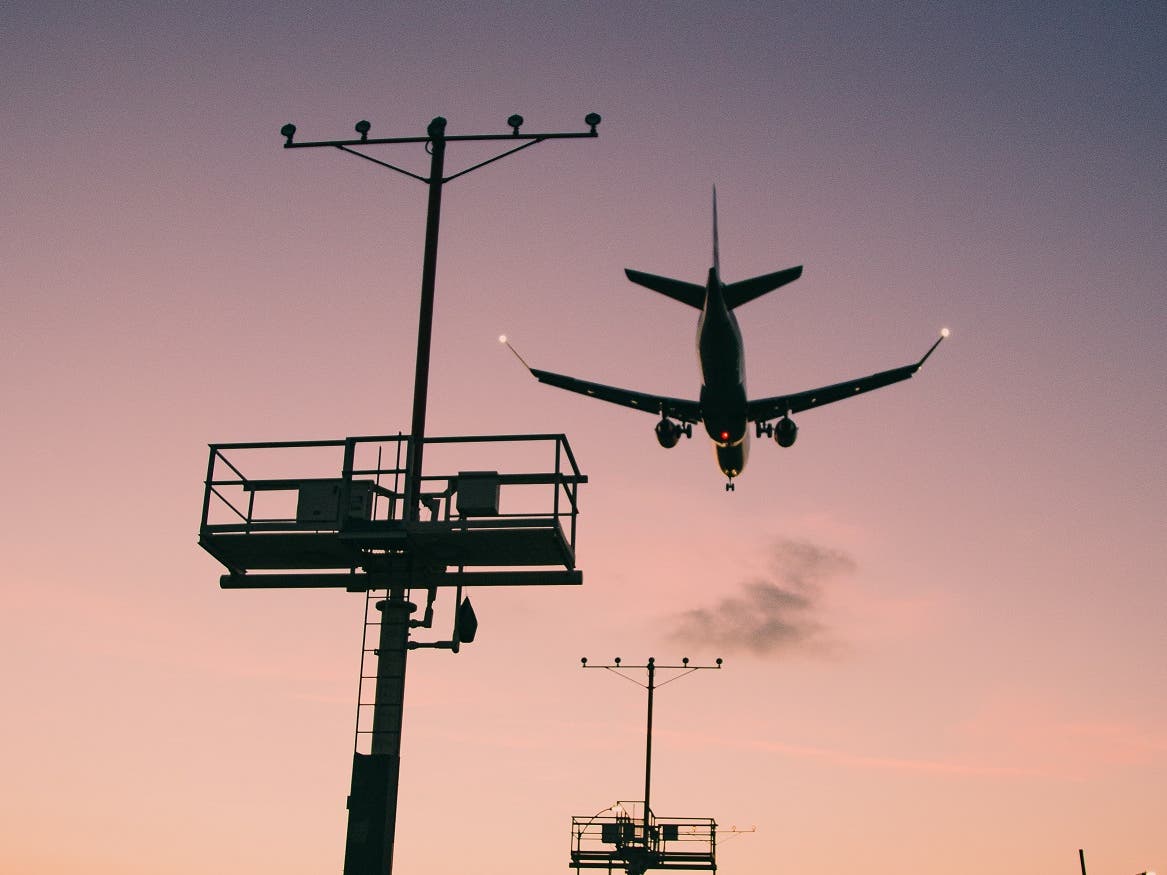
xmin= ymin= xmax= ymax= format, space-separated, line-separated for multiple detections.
xmin=774 ymin=416 xmax=798 ymax=448
xmin=655 ymin=417 xmax=683 ymax=448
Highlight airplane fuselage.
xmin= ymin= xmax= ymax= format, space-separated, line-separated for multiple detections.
xmin=697 ymin=267 xmax=750 ymax=478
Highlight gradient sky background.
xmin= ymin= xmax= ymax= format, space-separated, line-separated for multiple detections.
xmin=2 ymin=2 xmax=1164 ymax=873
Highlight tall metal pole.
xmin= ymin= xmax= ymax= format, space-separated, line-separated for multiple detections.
xmin=281 ymin=113 xmax=600 ymax=875
xmin=343 ymin=595 xmax=414 ymax=874
xmin=354 ymin=119 xmax=445 ymax=875
xmin=403 ymin=117 xmax=446 ymax=519
xmin=644 ymin=657 xmax=655 ymax=842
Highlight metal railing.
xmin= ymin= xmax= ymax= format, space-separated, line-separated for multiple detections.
xmin=201 ymin=432 xmax=584 ymax=543
xmin=571 ymin=802 xmax=717 ymax=872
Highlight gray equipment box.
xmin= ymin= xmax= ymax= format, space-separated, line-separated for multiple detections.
xmin=456 ymin=471 xmax=500 ymax=517
xmin=297 ymin=480 xmax=375 ymax=524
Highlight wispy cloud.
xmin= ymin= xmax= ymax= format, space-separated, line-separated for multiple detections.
xmin=667 ymin=538 xmax=854 ymax=657
xmin=643 ymin=724 xmax=1053 ymax=779
xmin=734 ymin=734 xmax=1050 ymax=778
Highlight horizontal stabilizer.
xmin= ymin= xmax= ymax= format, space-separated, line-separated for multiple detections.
xmin=724 ymin=265 xmax=803 ymax=309
xmin=624 ymin=269 xmax=706 ymax=309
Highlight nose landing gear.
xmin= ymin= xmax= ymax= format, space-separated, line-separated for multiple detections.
xmin=725 ymin=480 xmax=735 ymax=492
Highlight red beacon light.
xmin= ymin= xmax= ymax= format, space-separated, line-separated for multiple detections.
xmin=720 ymin=430 xmax=729 ymax=441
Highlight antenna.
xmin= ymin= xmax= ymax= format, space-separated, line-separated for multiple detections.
xmin=711 ymin=186 xmax=720 ymax=275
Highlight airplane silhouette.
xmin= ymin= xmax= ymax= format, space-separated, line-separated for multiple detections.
xmin=508 ymin=189 xmax=947 ymax=490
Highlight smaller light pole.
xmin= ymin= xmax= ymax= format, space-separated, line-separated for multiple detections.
xmin=580 ymin=656 xmax=722 ymax=849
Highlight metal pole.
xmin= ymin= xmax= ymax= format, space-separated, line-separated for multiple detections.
xmin=372 ymin=594 xmax=413 ymax=857
xmin=1079 ymin=849 xmax=1087 ymax=875
xmin=343 ymin=594 xmax=416 ymax=875
xmin=403 ymin=116 xmax=447 ymax=520
xmin=644 ymin=657 xmax=655 ymax=843
xmin=347 ymin=118 xmax=448 ymax=875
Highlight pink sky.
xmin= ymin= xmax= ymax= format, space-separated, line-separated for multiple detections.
xmin=2 ymin=3 xmax=1163 ymax=874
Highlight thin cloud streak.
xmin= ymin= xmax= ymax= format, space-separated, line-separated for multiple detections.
xmin=661 ymin=726 xmax=1055 ymax=780
xmin=744 ymin=736 xmax=1052 ymax=779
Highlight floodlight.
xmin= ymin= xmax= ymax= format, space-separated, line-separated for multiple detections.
xmin=457 ymin=596 xmax=478 ymax=644
xmin=581 ymin=657 xmax=588 ymax=665
xmin=280 ymin=123 xmax=296 ymax=145
xmin=715 ymin=657 xmax=723 ymax=665
xmin=614 ymin=656 xmax=621 ymax=665
xmin=585 ymin=112 xmax=602 ymax=133
xmin=354 ymin=119 xmax=371 ymax=140
xmin=507 ymin=114 xmax=524 ymax=134
xmin=427 ymin=116 xmax=447 ymax=138
xmin=648 ymin=656 xmax=655 ymax=665
xmin=941 ymin=327 xmax=950 ymax=338
xmin=682 ymin=657 xmax=689 ymax=666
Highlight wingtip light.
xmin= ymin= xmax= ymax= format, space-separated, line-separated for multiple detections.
xmin=500 ymin=336 xmax=531 ymax=370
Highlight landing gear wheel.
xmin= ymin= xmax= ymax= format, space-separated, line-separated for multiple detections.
xmin=725 ymin=481 xmax=735 ymax=492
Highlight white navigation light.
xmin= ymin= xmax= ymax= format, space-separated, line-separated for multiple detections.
xmin=941 ymin=327 xmax=950 ymax=338
xmin=499 ymin=334 xmax=507 ymax=344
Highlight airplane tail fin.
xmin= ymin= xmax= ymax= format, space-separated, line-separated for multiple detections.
xmin=624 ymin=269 xmax=705 ymax=308
xmin=712 ymin=185 xmax=720 ymax=276
xmin=723 ymin=265 xmax=804 ymax=308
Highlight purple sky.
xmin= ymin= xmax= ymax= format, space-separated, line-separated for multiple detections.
xmin=2 ymin=3 xmax=1163 ymax=873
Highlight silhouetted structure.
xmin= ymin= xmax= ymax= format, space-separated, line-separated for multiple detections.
xmin=200 ymin=432 xmax=585 ymax=872
xmin=199 ymin=113 xmax=599 ymax=875
xmin=279 ymin=113 xmax=599 ymax=519
xmin=570 ymin=658 xmax=723 ymax=874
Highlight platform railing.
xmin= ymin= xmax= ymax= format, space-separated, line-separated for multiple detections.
xmin=204 ymin=433 xmax=580 ymax=522
xmin=570 ymin=802 xmax=717 ymax=872
xmin=200 ymin=433 xmax=586 ymax=580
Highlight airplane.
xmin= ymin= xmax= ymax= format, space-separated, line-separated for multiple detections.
xmin=506 ymin=189 xmax=947 ymax=490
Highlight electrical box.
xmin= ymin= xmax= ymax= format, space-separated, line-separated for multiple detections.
xmin=297 ymin=480 xmax=375 ymax=524
xmin=455 ymin=471 xmax=500 ymax=516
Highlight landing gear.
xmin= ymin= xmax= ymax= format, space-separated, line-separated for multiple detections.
xmin=725 ymin=480 xmax=735 ymax=492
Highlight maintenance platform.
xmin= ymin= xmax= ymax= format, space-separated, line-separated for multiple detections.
xmin=198 ymin=433 xmax=585 ymax=590
xmin=571 ymin=802 xmax=717 ymax=874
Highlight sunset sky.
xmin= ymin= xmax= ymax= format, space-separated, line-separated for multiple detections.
xmin=2 ymin=2 xmax=1163 ymax=874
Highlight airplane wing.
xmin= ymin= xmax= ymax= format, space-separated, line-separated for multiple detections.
xmin=747 ymin=332 xmax=946 ymax=422
xmin=529 ymin=366 xmax=703 ymax=424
